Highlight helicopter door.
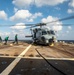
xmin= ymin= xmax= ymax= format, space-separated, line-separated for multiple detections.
xmin=36 ymin=31 xmax=42 ymax=39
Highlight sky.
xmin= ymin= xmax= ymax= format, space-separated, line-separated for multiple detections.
xmin=0 ymin=0 xmax=74 ymax=40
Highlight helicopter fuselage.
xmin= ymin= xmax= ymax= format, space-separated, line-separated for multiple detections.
xmin=32 ymin=28 xmax=56 ymax=45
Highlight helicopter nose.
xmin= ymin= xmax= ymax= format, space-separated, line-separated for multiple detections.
xmin=49 ymin=37 xmax=54 ymax=43
xmin=41 ymin=37 xmax=45 ymax=41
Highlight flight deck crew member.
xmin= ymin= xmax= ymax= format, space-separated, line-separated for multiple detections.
xmin=0 ymin=36 xmax=2 ymax=42
xmin=14 ymin=34 xmax=18 ymax=44
xmin=4 ymin=36 xmax=9 ymax=45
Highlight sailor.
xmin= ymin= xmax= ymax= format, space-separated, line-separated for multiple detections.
xmin=0 ymin=36 xmax=2 ymax=42
xmin=14 ymin=34 xmax=18 ymax=44
xmin=4 ymin=36 xmax=9 ymax=45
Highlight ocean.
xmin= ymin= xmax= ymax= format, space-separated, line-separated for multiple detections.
xmin=58 ymin=40 xmax=74 ymax=43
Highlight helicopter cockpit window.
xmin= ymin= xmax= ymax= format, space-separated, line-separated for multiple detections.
xmin=51 ymin=31 xmax=55 ymax=35
xmin=47 ymin=31 xmax=55 ymax=35
xmin=42 ymin=31 xmax=47 ymax=35
xmin=47 ymin=31 xmax=50 ymax=34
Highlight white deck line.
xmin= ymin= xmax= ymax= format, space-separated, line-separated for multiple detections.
xmin=24 ymin=57 xmax=74 ymax=61
xmin=0 ymin=56 xmax=74 ymax=61
xmin=0 ymin=44 xmax=32 ymax=75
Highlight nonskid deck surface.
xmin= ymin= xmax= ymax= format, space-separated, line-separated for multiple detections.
xmin=0 ymin=42 xmax=74 ymax=75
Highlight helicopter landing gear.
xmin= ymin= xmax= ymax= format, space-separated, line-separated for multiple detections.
xmin=49 ymin=39 xmax=54 ymax=46
xmin=49 ymin=42 xmax=54 ymax=46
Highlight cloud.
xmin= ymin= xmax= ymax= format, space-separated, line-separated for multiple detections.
xmin=10 ymin=23 xmax=26 ymax=30
xmin=27 ymin=12 xmax=42 ymax=22
xmin=67 ymin=9 xmax=74 ymax=13
xmin=10 ymin=30 xmax=31 ymax=40
xmin=0 ymin=30 xmax=26 ymax=40
xmin=35 ymin=0 xmax=66 ymax=7
xmin=5 ymin=32 xmax=10 ymax=36
xmin=54 ymin=7 xmax=61 ymax=10
xmin=0 ymin=10 xmax=7 ymax=20
xmin=10 ymin=9 xmax=42 ymax=22
xmin=0 ymin=32 xmax=10 ymax=39
xmin=68 ymin=0 xmax=74 ymax=14
xmin=41 ymin=16 xmax=62 ymax=31
xmin=14 ymin=7 xmax=18 ymax=13
xmin=10 ymin=10 xmax=32 ymax=21
xmin=31 ymin=12 xmax=42 ymax=19
xmin=69 ymin=0 xmax=74 ymax=8
xmin=66 ymin=31 xmax=69 ymax=33
xmin=68 ymin=26 xmax=72 ymax=30
xmin=12 ymin=0 xmax=67 ymax=8
xmin=12 ymin=0 xmax=34 ymax=8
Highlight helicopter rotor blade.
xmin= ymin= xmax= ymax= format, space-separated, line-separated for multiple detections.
xmin=0 ymin=23 xmax=74 ymax=28
xmin=0 ymin=24 xmax=35 ymax=27
xmin=46 ymin=15 xmax=74 ymax=24
xmin=30 ymin=15 xmax=74 ymax=27
xmin=0 ymin=15 xmax=74 ymax=27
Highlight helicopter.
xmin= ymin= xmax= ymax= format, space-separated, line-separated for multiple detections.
xmin=25 ymin=15 xmax=74 ymax=46
xmin=26 ymin=23 xmax=57 ymax=46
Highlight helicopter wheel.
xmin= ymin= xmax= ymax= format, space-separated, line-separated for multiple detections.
xmin=49 ymin=40 xmax=54 ymax=47
xmin=49 ymin=42 xmax=54 ymax=46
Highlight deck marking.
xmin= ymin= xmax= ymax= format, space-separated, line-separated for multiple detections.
xmin=23 ymin=57 xmax=74 ymax=61
xmin=0 ymin=56 xmax=74 ymax=61
xmin=0 ymin=44 xmax=32 ymax=75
